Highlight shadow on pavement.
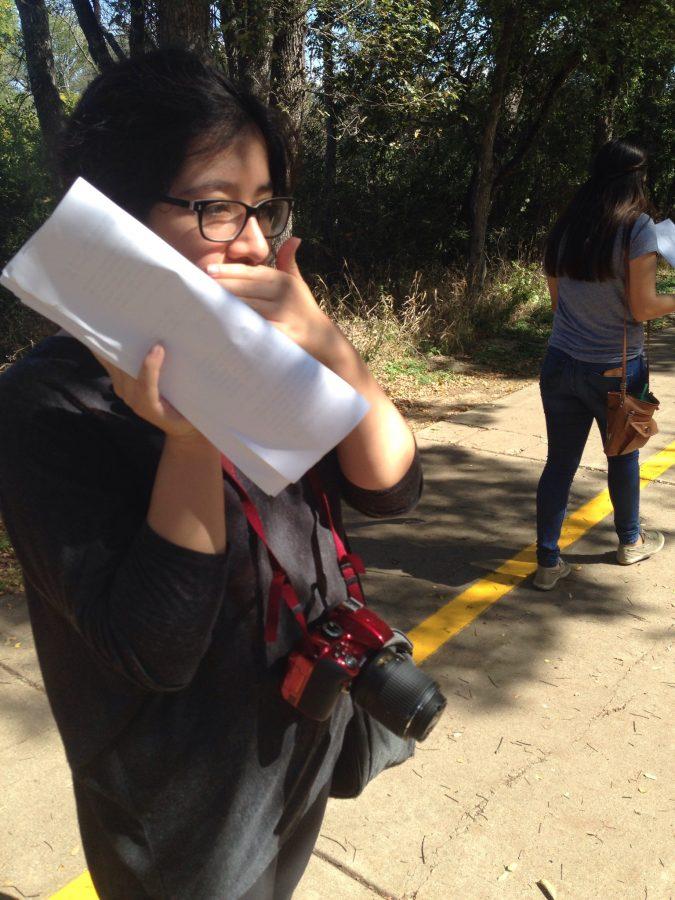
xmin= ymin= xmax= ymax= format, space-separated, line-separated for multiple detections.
xmin=347 ymin=439 xmax=651 ymax=713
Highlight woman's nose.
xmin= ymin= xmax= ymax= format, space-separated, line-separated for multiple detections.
xmin=225 ymin=215 xmax=270 ymax=265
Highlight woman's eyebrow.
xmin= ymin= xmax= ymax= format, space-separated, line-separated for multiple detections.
xmin=181 ymin=180 xmax=274 ymax=197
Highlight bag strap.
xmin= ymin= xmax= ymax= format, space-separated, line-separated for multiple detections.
xmin=621 ymin=254 xmax=628 ymax=401
xmin=220 ymin=456 xmax=365 ymax=643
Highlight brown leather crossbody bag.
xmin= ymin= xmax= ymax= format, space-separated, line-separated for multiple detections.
xmin=605 ymin=257 xmax=659 ymax=457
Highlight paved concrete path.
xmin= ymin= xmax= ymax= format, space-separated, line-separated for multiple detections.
xmin=1 ymin=329 xmax=673 ymax=900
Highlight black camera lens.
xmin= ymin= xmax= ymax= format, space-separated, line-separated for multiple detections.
xmin=352 ymin=647 xmax=446 ymax=741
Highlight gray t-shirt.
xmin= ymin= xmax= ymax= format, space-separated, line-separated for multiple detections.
xmin=549 ymin=214 xmax=659 ymax=364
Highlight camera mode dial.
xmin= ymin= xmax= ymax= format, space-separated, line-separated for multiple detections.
xmin=322 ymin=622 xmax=343 ymax=639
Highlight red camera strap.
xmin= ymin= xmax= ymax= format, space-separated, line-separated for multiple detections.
xmin=221 ymin=456 xmax=365 ymax=644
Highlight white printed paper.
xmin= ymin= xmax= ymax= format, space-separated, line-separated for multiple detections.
xmin=655 ymin=219 xmax=675 ymax=268
xmin=0 ymin=178 xmax=369 ymax=495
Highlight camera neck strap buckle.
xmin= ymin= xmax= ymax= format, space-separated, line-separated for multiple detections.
xmin=221 ymin=456 xmax=366 ymax=643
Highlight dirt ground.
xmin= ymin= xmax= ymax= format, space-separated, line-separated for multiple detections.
xmin=392 ymin=362 xmax=533 ymax=432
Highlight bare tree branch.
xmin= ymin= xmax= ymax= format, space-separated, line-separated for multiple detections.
xmin=69 ymin=0 xmax=114 ymax=70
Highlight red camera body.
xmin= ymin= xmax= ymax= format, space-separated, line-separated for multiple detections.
xmin=281 ymin=603 xmax=394 ymax=721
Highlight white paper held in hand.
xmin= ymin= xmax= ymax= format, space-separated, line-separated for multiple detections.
xmin=0 ymin=178 xmax=369 ymax=495
xmin=654 ymin=219 xmax=675 ymax=269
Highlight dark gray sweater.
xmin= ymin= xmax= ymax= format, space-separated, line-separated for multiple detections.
xmin=0 ymin=335 xmax=422 ymax=899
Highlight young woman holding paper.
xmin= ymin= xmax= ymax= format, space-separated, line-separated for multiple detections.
xmin=533 ymin=139 xmax=675 ymax=590
xmin=0 ymin=51 xmax=422 ymax=899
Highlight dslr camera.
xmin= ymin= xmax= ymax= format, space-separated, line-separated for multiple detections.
xmin=281 ymin=599 xmax=446 ymax=741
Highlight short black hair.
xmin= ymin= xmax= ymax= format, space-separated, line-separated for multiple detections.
xmin=59 ymin=49 xmax=293 ymax=221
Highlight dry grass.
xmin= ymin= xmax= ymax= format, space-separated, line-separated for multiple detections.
xmin=310 ymin=259 xmax=552 ymax=385
xmin=312 ymin=269 xmax=432 ymax=391
xmin=308 ymin=263 xmax=543 ymax=430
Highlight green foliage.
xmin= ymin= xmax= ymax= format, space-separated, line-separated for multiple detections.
xmin=0 ymin=2 xmax=94 ymax=362
xmin=2 ymin=0 xmax=674 ymax=368
xmin=49 ymin=3 xmax=98 ymax=97
xmin=0 ymin=60 xmax=54 ymax=360
xmin=298 ymin=0 xmax=675 ymax=273
xmin=656 ymin=265 xmax=675 ymax=295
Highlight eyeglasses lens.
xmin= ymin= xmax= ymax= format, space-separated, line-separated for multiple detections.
xmin=201 ymin=200 xmax=290 ymax=241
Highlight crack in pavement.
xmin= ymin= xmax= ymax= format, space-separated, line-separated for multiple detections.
xmin=311 ymin=848 xmax=396 ymax=898
xmin=0 ymin=660 xmax=45 ymax=693
xmin=572 ymin=632 xmax=670 ymax=743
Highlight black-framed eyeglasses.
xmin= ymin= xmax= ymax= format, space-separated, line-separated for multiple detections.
xmin=159 ymin=195 xmax=294 ymax=242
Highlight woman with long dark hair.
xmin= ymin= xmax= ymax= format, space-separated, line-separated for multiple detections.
xmin=534 ymin=139 xmax=675 ymax=590
xmin=0 ymin=50 xmax=422 ymax=897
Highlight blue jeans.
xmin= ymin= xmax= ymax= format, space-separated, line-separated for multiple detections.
xmin=536 ymin=346 xmax=647 ymax=567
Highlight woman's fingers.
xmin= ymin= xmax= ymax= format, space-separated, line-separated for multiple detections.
xmin=210 ymin=277 xmax=281 ymax=303
xmin=206 ymin=262 xmax=277 ymax=281
xmin=91 ymin=343 xmax=197 ymax=437
xmin=136 ymin=343 xmax=164 ymax=409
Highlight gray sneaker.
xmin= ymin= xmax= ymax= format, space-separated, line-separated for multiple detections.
xmin=533 ymin=558 xmax=571 ymax=591
xmin=617 ymin=529 xmax=665 ymax=565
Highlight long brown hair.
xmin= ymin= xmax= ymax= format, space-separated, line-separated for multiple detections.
xmin=544 ymin=140 xmax=654 ymax=281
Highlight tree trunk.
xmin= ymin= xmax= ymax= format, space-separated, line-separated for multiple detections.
xmin=219 ymin=0 xmax=238 ymax=80
xmin=270 ymin=0 xmax=306 ymax=136
xmin=269 ymin=0 xmax=305 ymax=248
xmin=129 ymin=0 xmax=147 ymax=57
xmin=219 ymin=0 xmax=273 ymax=94
xmin=14 ymin=0 xmax=66 ymax=183
xmin=157 ymin=0 xmax=211 ymax=57
xmin=70 ymin=0 xmax=114 ymax=71
xmin=465 ymin=8 xmax=516 ymax=296
xmin=592 ymin=66 xmax=623 ymax=154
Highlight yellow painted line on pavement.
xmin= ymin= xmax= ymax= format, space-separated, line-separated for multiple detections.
xmin=50 ymin=871 xmax=97 ymax=898
xmin=48 ymin=441 xmax=675 ymax=899
xmin=410 ymin=440 xmax=675 ymax=664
